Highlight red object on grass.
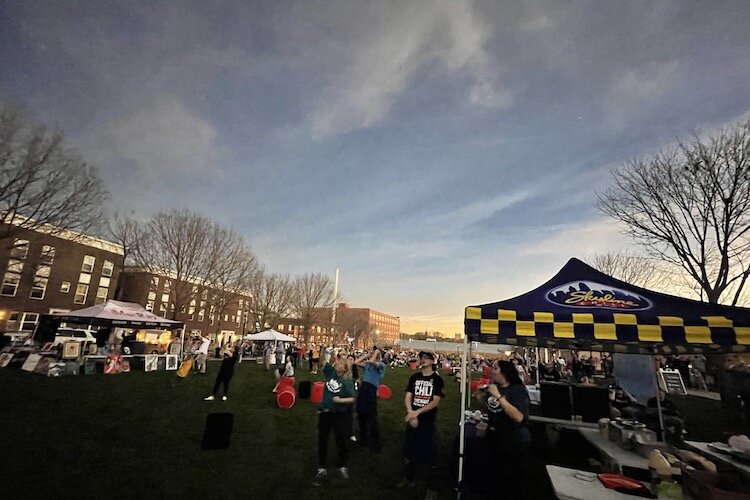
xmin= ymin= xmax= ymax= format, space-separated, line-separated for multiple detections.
xmin=377 ymin=384 xmax=392 ymax=399
xmin=279 ymin=376 xmax=295 ymax=388
xmin=276 ymin=387 xmax=296 ymax=409
xmin=311 ymin=381 xmax=324 ymax=403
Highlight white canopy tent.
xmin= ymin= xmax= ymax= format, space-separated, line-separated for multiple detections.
xmin=37 ymin=299 xmax=185 ymax=354
xmin=48 ymin=300 xmax=183 ymax=329
xmin=244 ymin=329 xmax=296 ymax=343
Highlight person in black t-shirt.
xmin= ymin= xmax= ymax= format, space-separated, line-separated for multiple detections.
xmin=477 ymin=359 xmax=531 ymax=499
xmin=398 ymin=351 xmax=444 ymax=496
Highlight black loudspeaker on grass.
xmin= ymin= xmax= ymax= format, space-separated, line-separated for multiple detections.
xmin=298 ymin=380 xmax=312 ymax=400
xmin=201 ymin=412 xmax=234 ymax=450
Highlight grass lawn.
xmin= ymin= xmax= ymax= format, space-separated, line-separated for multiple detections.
xmin=1 ymin=361 xmax=473 ymax=499
xmin=2 ymin=360 xmax=744 ymax=499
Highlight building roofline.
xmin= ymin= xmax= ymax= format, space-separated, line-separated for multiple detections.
xmin=2 ymin=214 xmax=124 ymax=255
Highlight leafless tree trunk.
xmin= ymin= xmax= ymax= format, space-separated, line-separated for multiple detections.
xmin=0 ymin=103 xmax=107 ymax=247
xmin=598 ymin=120 xmax=750 ymax=305
xmin=249 ymin=268 xmax=293 ymax=332
xmin=290 ymin=272 xmax=335 ymax=341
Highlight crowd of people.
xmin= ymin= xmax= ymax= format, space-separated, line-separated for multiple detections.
xmin=177 ymin=335 xmax=750 ymax=498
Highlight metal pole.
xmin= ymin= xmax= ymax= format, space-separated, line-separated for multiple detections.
xmin=457 ymin=335 xmax=469 ymax=498
xmin=651 ymin=355 xmax=666 ymax=441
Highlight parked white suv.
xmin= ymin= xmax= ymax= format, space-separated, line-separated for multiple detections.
xmin=53 ymin=328 xmax=96 ymax=346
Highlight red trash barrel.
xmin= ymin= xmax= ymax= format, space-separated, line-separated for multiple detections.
xmin=311 ymin=381 xmax=325 ymax=404
xmin=482 ymin=365 xmax=492 ymax=379
xmin=408 ymin=361 xmax=417 ymax=370
xmin=470 ymin=379 xmax=481 ymax=392
xmin=277 ymin=387 xmax=296 ymax=409
xmin=377 ymin=384 xmax=392 ymax=400
xmin=279 ymin=376 xmax=295 ymax=389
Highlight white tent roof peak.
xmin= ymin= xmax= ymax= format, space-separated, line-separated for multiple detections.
xmin=244 ymin=329 xmax=296 ymax=342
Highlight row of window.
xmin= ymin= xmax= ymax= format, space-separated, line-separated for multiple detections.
xmin=1 ymin=240 xmax=114 ymax=304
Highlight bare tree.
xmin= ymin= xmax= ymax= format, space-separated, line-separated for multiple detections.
xmin=598 ymin=120 xmax=750 ymax=304
xmin=0 ymin=103 xmax=107 ymax=246
xmin=248 ymin=268 xmax=293 ymax=332
xmin=335 ymin=306 xmax=368 ymax=345
xmin=205 ymin=228 xmax=258 ymax=337
xmin=134 ymin=210 xmax=219 ymax=321
xmin=107 ymin=213 xmax=144 ymax=266
xmin=586 ymin=251 xmax=668 ymax=290
xmin=290 ymin=272 xmax=335 ymax=341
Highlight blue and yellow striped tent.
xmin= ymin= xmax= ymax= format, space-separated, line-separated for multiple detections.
xmin=464 ymin=258 xmax=750 ymax=355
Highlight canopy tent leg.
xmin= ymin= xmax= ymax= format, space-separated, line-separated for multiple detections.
xmin=457 ymin=336 xmax=469 ymax=498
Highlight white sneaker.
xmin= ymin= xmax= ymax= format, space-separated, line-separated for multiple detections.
xmin=222 ymin=396 xmax=228 ymax=401
xmin=338 ymin=467 xmax=350 ymax=480
xmin=204 ymin=395 xmax=215 ymax=401
xmin=350 ymin=436 xmax=357 ymax=442
xmin=312 ymin=468 xmax=327 ymax=486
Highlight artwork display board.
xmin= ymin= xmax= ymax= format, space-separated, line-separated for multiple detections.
xmin=144 ymin=355 xmax=158 ymax=372
xmin=658 ymin=368 xmax=687 ymax=395
xmin=0 ymin=353 xmax=13 ymax=368
xmin=63 ymin=341 xmax=81 ymax=360
xmin=22 ymin=354 xmax=41 ymax=372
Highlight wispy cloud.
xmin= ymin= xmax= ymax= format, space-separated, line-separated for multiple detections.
xmin=88 ymin=94 xmax=219 ymax=176
xmin=309 ymin=0 xmax=510 ymax=140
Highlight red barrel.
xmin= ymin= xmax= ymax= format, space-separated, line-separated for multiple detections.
xmin=277 ymin=387 xmax=296 ymax=409
xmin=311 ymin=381 xmax=324 ymax=404
xmin=377 ymin=384 xmax=392 ymax=400
xmin=480 ymin=377 xmax=490 ymax=387
xmin=470 ymin=379 xmax=481 ymax=392
xmin=408 ymin=361 xmax=417 ymax=370
xmin=279 ymin=376 xmax=295 ymax=389
xmin=482 ymin=365 xmax=492 ymax=379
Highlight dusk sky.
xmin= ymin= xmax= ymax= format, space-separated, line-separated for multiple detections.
xmin=2 ymin=1 xmax=749 ymax=335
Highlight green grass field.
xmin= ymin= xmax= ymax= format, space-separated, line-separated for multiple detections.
xmin=1 ymin=361 xmax=470 ymax=499
xmin=1 ymin=361 xmax=745 ymax=499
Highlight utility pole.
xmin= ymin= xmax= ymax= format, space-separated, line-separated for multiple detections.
xmin=331 ymin=267 xmax=339 ymax=342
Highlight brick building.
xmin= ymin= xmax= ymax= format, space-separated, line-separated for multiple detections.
xmin=116 ymin=267 xmax=252 ymax=347
xmin=275 ymin=303 xmax=400 ymax=347
xmin=0 ymin=224 xmax=124 ymax=333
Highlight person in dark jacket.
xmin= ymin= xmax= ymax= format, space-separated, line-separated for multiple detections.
xmin=204 ymin=345 xmax=239 ymax=401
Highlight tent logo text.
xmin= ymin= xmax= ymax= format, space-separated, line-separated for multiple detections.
xmin=546 ymin=281 xmax=652 ymax=311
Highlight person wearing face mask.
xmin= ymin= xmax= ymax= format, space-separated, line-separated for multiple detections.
xmin=478 ymin=360 xmax=531 ymax=499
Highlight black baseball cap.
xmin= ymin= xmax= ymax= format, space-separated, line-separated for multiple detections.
xmin=418 ymin=351 xmax=435 ymax=361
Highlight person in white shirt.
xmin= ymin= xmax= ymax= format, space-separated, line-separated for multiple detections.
xmin=196 ymin=335 xmax=210 ymax=374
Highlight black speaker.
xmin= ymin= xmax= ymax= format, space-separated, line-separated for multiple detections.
xmin=540 ymin=382 xmax=572 ymax=420
xmin=572 ymin=385 xmax=610 ymax=423
xmin=298 ymin=380 xmax=312 ymax=400
xmin=130 ymin=342 xmax=146 ymax=355
xmin=201 ymin=412 xmax=234 ymax=450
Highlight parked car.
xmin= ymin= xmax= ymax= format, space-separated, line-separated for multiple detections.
xmin=2 ymin=331 xmax=32 ymax=345
xmin=53 ymin=328 xmax=96 ymax=346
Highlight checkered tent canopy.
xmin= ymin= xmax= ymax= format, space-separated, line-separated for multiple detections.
xmin=464 ymin=258 xmax=750 ymax=355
